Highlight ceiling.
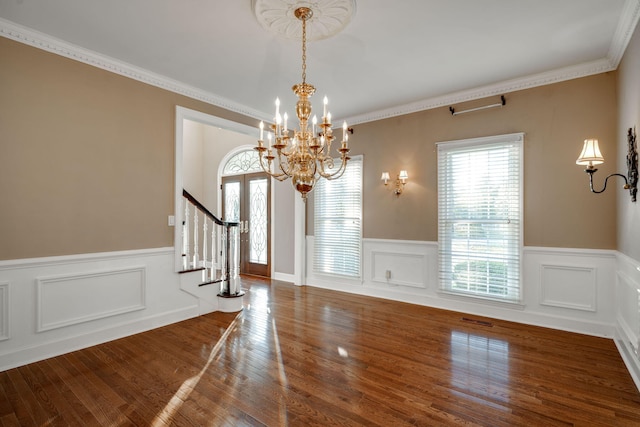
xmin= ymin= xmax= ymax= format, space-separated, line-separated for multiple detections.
xmin=1 ymin=0 xmax=638 ymax=125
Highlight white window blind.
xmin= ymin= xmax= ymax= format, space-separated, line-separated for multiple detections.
xmin=437 ymin=133 xmax=523 ymax=303
xmin=313 ymin=156 xmax=363 ymax=278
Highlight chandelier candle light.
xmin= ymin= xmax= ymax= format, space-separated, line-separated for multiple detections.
xmin=255 ymin=6 xmax=351 ymax=201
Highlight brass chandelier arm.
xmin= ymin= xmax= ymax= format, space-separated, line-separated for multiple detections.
xmin=257 ymin=149 xmax=288 ymax=180
xmin=275 ymin=149 xmax=291 ymax=171
xmin=317 ymin=155 xmax=349 ymax=180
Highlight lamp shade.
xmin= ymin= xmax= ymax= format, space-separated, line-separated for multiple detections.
xmin=399 ymin=170 xmax=408 ymax=181
xmin=381 ymin=172 xmax=390 ymax=181
xmin=576 ymin=139 xmax=604 ymax=166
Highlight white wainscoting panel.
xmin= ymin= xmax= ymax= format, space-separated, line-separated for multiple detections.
xmin=539 ymin=264 xmax=597 ymax=312
xmin=0 ymin=248 xmax=199 ymax=372
xmin=617 ymin=269 xmax=640 ymax=353
xmin=306 ymin=238 xmax=617 ymax=337
xmin=615 ymin=252 xmax=640 ymax=391
xmin=364 ymin=239 xmax=435 ymax=294
xmin=370 ymin=251 xmax=427 ymax=288
xmin=36 ymin=267 xmax=146 ymax=332
xmin=0 ymin=282 xmax=8 ymax=341
xmin=616 ymin=253 xmax=640 ymax=353
xmin=523 ymin=247 xmax=616 ymax=336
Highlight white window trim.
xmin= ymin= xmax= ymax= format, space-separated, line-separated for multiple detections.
xmin=436 ymin=133 xmax=524 ymax=304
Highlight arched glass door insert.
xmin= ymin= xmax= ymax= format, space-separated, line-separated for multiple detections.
xmin=222 ymin=149 xmax=271 ymax=277
xmin=223 ymin=149 xmax=262 ymax=175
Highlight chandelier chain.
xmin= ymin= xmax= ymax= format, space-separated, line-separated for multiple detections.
xmin=301 ymin=14 xmax=307 ymax=84
xmin=255 ymin=6 xmax=351 ymax=200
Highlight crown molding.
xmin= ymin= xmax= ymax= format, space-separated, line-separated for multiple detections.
xmin=2 ymin=1 xmax=639 ymax=128
xmin=345 ymin=58 xmax=615 ymax=125
xmin=0 ymin=18 xmax=266 ymax=121
xmin=609 ymin=0 xmax=640 ymax=67
xmin=346 ymin=0 xmax=640 ymax=125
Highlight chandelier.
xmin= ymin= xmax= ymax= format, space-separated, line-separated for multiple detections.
xmin=255 ymin=6 xmax=351 ymax=201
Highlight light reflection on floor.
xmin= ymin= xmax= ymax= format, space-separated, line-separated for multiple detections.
xmin=245 ymin=285 xmax=270 ymax=345
xmin=450 ymin=330 xmax=510 ymax=404
xmin=247 ymin=284 xmax=290 ymax=425
xmin=150 ymin=283 xmax=291 ymax=426
xmin=150 ymin=312 xmax=242 ymax=427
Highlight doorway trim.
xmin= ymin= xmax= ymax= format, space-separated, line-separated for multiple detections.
xmin=174 ymin=106 xmax=305 ymax=285
xmin=174 ymin=106 xmax=257 ymax=272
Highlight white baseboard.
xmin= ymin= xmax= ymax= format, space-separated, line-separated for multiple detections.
xmin=273 ymin=272 xmax=296 ymax=283
xmin=0 ymin=305 xmax=198 ymax=372
xmin=615 ymin=329 xmax=640 ymax=392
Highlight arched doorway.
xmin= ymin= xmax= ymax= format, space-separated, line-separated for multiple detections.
xmin=221 ymin=149 xmax=271 ymax=277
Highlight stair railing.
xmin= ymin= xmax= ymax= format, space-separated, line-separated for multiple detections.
xmin=181 ymin=189 xmax=241 ymax=296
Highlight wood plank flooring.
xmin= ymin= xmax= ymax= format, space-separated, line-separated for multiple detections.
xmin=1 ymin=276 xmax=639 ymax=426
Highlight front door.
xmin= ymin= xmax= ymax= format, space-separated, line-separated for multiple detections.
xmin=222 ymin=172 xmax=271 ymax=277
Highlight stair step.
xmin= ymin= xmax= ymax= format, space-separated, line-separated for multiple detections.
xmin=198 ymin=278 xmax=224 ymax=287
xmin=178 ymin=267 xmax=205 ymax=274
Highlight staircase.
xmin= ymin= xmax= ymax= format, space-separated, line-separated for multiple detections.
xmin=179 ymin=189 xmax=244 ymax=314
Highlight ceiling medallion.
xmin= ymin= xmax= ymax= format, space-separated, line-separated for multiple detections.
xmin=252 ymin=0 xmax=356 ymax=41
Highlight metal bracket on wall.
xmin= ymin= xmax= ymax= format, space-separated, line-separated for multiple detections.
xmin=449 ymin=95 xmax=506 ymax=116
xmin=581 ymin=127 xmax=638 ymax=202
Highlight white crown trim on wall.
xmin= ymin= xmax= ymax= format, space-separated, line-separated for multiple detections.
xmin=2 ymin=0 xmax=639 ymax=126
xmin=0 ymin=18 xmax=267 ymax=121
xmin=347 ymin=58 xmax=616 ymax=125
xmin=348 ymin=0 xmax=640 ymax=124
xmin=609 ymin=0 xmax=640 ymax=67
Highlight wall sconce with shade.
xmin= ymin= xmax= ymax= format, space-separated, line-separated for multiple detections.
xmin=575 ymin=128 xmax=638 ymax=202
xmin=381 ymin=170 xmax=408 ymax=196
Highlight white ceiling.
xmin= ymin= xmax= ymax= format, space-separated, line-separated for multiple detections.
xmin=1 ymin=0 xmax=638 ymax=125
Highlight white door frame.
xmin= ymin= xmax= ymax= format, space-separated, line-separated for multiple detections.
xmin=174 ymin=106 xmax=305 ymax=285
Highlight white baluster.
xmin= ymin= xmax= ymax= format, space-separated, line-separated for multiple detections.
xmin=192 ymin=207 xmax=199 ymax=269
xmin=183 ymin=201 xmax=189 ymax=270
xmin=202 ymin=218 xmax=208 ymax=271
xmin=210 ymin=222 xmax=216 ymax=281
xmin=220 ymin=226 xmax=228 ymax=295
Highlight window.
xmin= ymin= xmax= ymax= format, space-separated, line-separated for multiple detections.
xmin=223 ymin=149 xmax=261 ymax=175
xmin=313 ymin=156 xmax=363 ymax=278
xmin=437 ymin=133 xmax=523 ymax=303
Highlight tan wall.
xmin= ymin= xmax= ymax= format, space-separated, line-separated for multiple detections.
xmin=618 ymin=22 xmax=640 ymax=259
xmin=0 ymin=35 xmax=620 ymax=261
xmin=308 ymin=72 xmax=618 ymax=249
xmin=0 ymin=37 xmax=254 ymax=260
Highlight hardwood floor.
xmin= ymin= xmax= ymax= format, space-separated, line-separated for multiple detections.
xmin=1 ymin=276 xmax=639 ymax=426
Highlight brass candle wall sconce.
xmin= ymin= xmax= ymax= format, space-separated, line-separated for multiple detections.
xmin=381 ymin=170 xmax=408 ymax=196
xmin=576 ymin=127 xmax=638 ymax=202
